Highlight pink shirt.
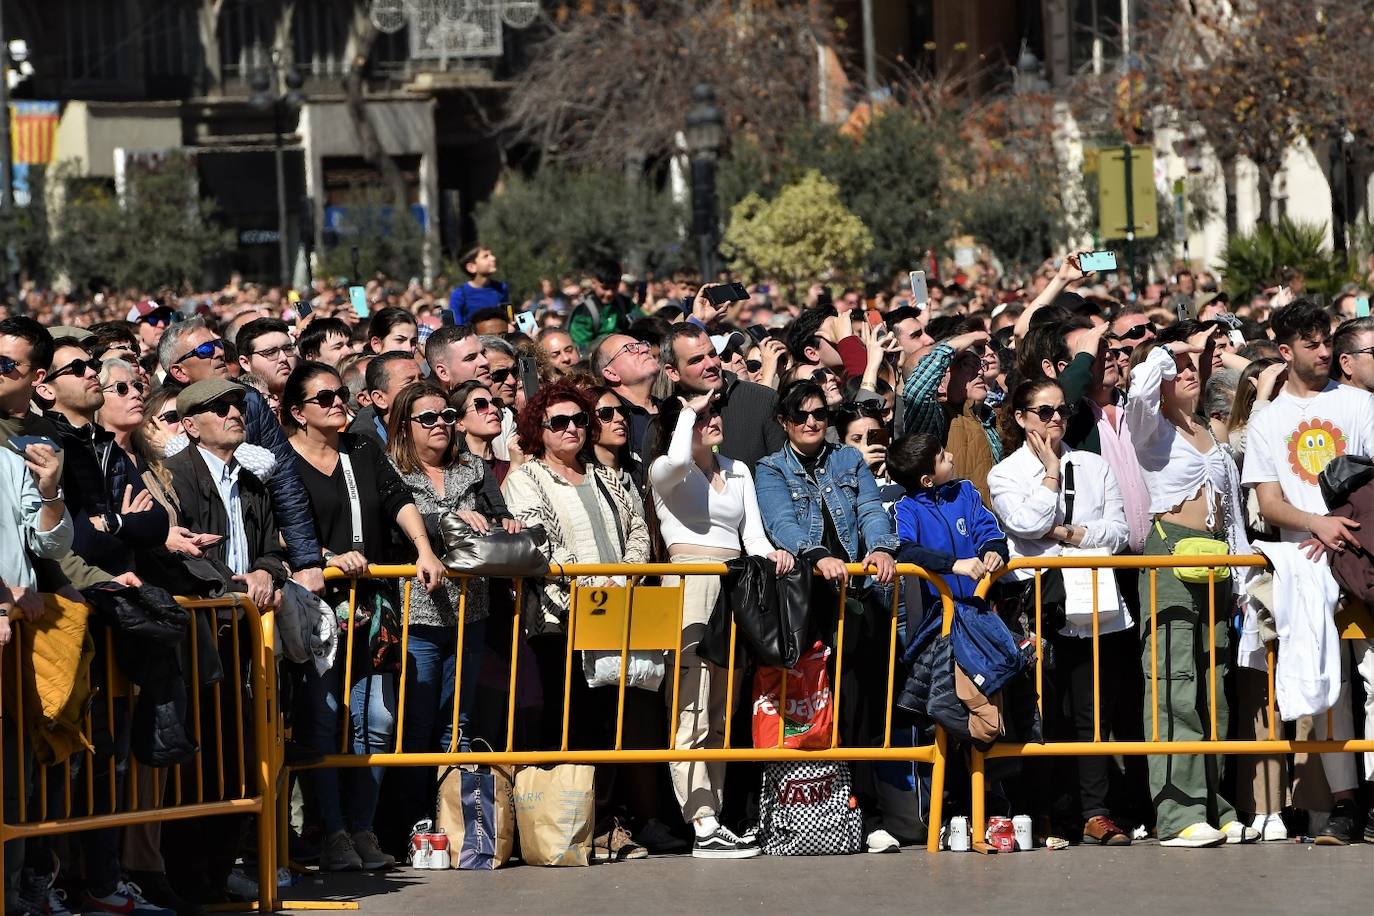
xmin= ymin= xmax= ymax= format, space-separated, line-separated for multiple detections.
xmin=1096 ymin=398 xmax=1151 ymax=553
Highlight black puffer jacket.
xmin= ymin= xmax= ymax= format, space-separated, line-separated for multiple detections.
xmin=896 ymin=634 xmax=969 ymax=744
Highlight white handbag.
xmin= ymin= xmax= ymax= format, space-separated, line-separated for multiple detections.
xmin=1059 ymin=462 xmax=1122 ymax=628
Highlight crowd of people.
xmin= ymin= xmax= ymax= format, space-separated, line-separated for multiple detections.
xmin=2 ymin=243 xmax=1373 ymax=915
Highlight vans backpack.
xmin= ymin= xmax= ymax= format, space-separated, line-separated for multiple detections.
xmin=757 ymin=761 xmax=863 ymax=856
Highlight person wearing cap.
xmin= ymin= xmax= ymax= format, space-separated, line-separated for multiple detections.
xmin=157 ymin=317 xmax=325 ymax=593
xmin=127 ymin=299 xmax=176 ymax=355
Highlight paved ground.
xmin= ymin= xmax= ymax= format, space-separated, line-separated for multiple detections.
xmin=280 ymin=842 xmax=1374 ymax=915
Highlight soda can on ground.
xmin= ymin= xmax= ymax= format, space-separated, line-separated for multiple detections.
xmin=986 ymin=816 xmax=1015 ymax=853
xmin=947 ymin=816 xmax=970 ymax=852
xmin=1013 ymin=815 xmax=1033 ymax=851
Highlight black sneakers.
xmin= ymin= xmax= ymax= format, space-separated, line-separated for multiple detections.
xmin=1315 ymin=800 xmax=1360 ymax=846
xmin=1365 ymin=808 xmax=1374 ymax=844
xmin=692 ymin=825 xmax=761 ymax=859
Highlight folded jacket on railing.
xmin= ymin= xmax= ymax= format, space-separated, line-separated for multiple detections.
xmin=1251 ymin=540 xmax=1341 ymax=720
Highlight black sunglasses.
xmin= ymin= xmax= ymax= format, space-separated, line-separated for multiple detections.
xmin=788 ymin=407 xmax=829 ymax=425
xmin=858 ymin=401 xmax=890 ymax=418
xmin=1107 ymin=345 xmax=1134 ymax=359
xmin=595 ymin=405 xmax=628 ymax=422
xmin=1117 ymin=323 xmax=1156 ymax=341
xmin=139 ymin=313 xmax=174 ymax=327
xmin=542 ymin=411 xmax=590 ymax=432
xmin=489 ymin=367 xmax=515 ymax=384
xmin=745 ymin=359 xmax=763 ymax=373
xmin=410 ymin=408 xmax=458 ymax=428
xmin=101 ymin=380 xmax=146 ymax=398
xmin=465 ymin=396 xmax=503 ymax=415
xmin=193 ymin=399 xmax=240 ymax=419
xmin=158 ymin=410 xmax=179 ymax=424
xmin=47 ymin=357 xmax=103 ymax=381
xmin=302 ymin=386 xmax=350 ymax=409
xmin=174 ymin=339 xmax=224 ymax=364
xmin=1022 ymin=404 xmax=1075 ymax=422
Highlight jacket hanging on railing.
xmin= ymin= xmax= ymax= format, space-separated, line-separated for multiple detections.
xmin=7 ymin=594 xmax=95 ymax=765
xmin=699 ymin=555 xmax=813 ymax=669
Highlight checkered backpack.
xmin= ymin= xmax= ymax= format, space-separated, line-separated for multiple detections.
xmin=758 ymin=761 xmax=863 ymax=856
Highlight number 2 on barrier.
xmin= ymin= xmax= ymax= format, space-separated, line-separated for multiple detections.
xmin=572 ymin=584 xmax=683 ymax=651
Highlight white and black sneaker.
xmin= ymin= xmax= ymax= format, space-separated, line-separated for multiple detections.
xmin=692 ymin=825 xmax=761 ymax=859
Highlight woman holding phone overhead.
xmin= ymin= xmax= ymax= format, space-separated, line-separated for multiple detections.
xmin=281 ymin=361 xmax=445 ymax=872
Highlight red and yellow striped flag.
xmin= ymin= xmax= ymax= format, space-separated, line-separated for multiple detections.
xmin=10 ymin=101 xmax=59 ymax=165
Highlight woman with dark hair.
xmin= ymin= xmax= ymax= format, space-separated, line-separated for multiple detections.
xmin=987 ymin=377 xmax=1132 ymax=847
xmin=586 ymin=383 xmax=641 ymax=489
xmin=501 ymin=377 xmax=652 ymax=860
xmin=386 ymin=380 xmax=520 ymax=759
xmin=450 ymin=379 xmax=510 ymax=484
xmin=282 ymin=361 xmax=445 ymax=871
xmin=643 ymin=391 xmax=793 ymax=859
xmin=1125 ymin=333 xmax=1258 ymax=848
xmin=367 ymin=306 xmax=419 ymax=357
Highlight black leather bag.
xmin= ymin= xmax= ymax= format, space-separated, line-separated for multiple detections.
xmin=700 ymin=556 xmax=812 ymax=669
xmin=437 ymin=513 xmax=550 ymax=577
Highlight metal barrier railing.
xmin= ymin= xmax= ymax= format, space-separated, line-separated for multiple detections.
xmin=966 ymin=554 xmax=1374 ymax=854
xmin=0 ymin=594 xmax=279 ymax=912
xmin=291 ymin=563 xmax=957 ymax=860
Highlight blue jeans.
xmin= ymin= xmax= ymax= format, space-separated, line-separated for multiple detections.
xmin=403 ymin=621 xmax=486 ymax=754
xmin=297 ymin=642 xmax=396 ymax=835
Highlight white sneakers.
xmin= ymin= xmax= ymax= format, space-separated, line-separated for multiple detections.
xmin=1160 ymin=822 xmax=1226 ymax=848
xmin=1220 ymin=821 xmax=1261 ymax=844
xmin=865 ymin=828 xmax=901 ymax=853
xmin=1250 ymin=813 xmax=1288 ymax=842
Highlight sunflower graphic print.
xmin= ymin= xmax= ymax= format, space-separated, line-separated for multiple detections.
xmin=1286 ymin=418 xmax=1347 ymax=485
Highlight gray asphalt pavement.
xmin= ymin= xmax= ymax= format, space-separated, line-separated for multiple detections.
xmin=280 ymin=841 xmax=1373 ymax=915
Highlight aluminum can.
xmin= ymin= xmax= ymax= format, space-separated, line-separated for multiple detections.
xmin=1013 ymin=815 xmax=1033 ymax=851
xmin=947 ymin=816 xmax=970 ymax=851
xmin=986 ymin=816 xmax=1016 ymax=853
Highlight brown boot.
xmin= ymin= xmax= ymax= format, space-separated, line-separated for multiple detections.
xmin=1083 ymin=815 xmax=1132 ymax=846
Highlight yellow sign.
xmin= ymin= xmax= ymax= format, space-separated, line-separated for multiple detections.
xmin=572 ymin=583 xmax=684 ymax=651
xmin=1098 ymin=145 xmax=1158 ymax=240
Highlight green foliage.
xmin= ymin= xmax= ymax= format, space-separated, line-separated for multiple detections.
xmin=49 ymin=154 xmax=232 ymax=291
xmin=721 ymin=171 xmax=873 ymax=283
xmin=0 ymin=166 xmax=50 ymax=284
xmin=1218 ymin=219 xmax=1354 ymax=299
xmin=474 ymin=167 xmax=688 ymax=303
xmin=317 ymin=185 xmax=429 ymax=283
xmin=960 ymin=173 xmax=1072 ymax=271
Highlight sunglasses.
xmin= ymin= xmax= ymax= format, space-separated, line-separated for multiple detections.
xmin=47 ymin=357 xmax=103 ymax=381
xmin=0 ymin=356 xmax=28 ymax=376
xmin=410 ymin=408 xmax=459 ymax=428
xmin=595 ymin=405 xmax=627 ymax=422
xmin=858 ymin=401 xmax=890 ymax=418
xmin=489 ymin=367 xmax=516 ymax=385
xmin=542 ymin=411 xmax=590 ymax=432
xmin=809 ymin=369 xmax=835 ymax=385
xmin=1022 ymin=404 xmax=1075 ymax=422
xmin=102 ymin=380 xmax=146 ymax=398
xmin=745 ymin=359 xmax=763 ymax=373
xmin=139 ymin=313 xmax=173 ymax=327
xmin=1107 ymin=345 xmax=1134 ymax=359
xmin=301 ymin=386 xmax=350 ymax=409
xmin=249 ymin=343 xmax=297 ymax=361
xmin=465 ymin=396 xmax=504 ymax=415
xmin=194 ymin=399 xmax=240 ymax=419
xmin=158 ymin=410 xmax=179 ymax=424
xmin=1117 ymin=323 xmax=1156 ymax=341
xmin=174 ymin=339 xmax=224 ymax=364
xmin=788 ymin=407 xmax=829 ymax=425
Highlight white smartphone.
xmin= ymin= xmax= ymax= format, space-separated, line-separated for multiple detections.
xmin=908 ymin=270 xmax=929 ymax=308
xmin=514 ymin=311 xmax=538 ymax=336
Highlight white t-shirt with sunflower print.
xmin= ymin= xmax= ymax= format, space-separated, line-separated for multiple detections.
xmin=1242 ymin=381 xmax=1374 ymax=541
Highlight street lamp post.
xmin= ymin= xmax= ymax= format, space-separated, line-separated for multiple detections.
xmin=685 ymin=83 xmax=724 ymax=282
xmin=251 ymin=50 xmax=304 ymax=290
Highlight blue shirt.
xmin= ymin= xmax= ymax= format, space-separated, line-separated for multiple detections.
xmin=198 ymin=447 xmax=249 ymax=575
xmin=448 ymin=281 xmax=509 ymax=325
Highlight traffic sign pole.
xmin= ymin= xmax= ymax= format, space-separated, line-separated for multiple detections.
xmin=1123 ymin=143 xmax=1136 ymax=295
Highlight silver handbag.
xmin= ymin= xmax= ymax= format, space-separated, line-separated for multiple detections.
xmin=437 ymin=513 xmax=549 ymax=577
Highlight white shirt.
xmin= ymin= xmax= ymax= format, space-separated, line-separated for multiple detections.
xmin=0 ymin=446 xmax=72 ymax=589
xmin=1241 ymin=381 xmax=1374 ymax=541
xmin=987 ymin=443 xmax=1132 ymax=637
xmin=648 ymin=407 xmax=774 ymax=557
xmin=198 ymin=446 xmax=249 ymax=575
xmin=1125 ymin=346 xmax=1249 ymax=552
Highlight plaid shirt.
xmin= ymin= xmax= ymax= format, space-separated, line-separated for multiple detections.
xmin=900 ymin=343 xmax=956 ymax=439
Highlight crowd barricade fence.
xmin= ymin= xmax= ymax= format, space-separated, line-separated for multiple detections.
xmin=966 ymin=554 xmax=1374 ymax=855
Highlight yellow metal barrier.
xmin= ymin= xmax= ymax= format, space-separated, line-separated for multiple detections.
xmin=291 ymin=563 xmax=956 ymax=861
xmin=966 ymin=554 xmax=1374 ymax=853
xmin=0 ymin=594 xmax=279 ymax=912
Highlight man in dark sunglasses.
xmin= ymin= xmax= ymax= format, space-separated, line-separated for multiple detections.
xmin=126 ymin=299 xmax=177 ymax=354
xmin=158 ymin=317 xmax=326 ymax=594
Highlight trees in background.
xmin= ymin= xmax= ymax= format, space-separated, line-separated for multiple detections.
xmin=722 ymin=171 xmax=872 ymax=283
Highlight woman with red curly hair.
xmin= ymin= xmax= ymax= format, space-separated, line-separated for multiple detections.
xmin=501 ymin=377 xmax=652 ymax=859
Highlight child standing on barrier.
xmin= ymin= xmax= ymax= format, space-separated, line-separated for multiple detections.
xmin=1125 ymin=329 xmax=1260 ymax=848
xmin=987 ymin=378 xmax=1133 ymax=847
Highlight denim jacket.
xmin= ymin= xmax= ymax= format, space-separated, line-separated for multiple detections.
xmin=755 ymin=442 xmax=899 ymax=564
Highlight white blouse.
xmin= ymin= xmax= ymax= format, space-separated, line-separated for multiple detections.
xmin=1125 ymin=345 xmax=1250 ymax=553
xmin=648 ymin=407 xmax=774 ymax=557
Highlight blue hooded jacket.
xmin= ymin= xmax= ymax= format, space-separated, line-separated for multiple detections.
xmin=894 ymin=479 xmax=1007 ymax=608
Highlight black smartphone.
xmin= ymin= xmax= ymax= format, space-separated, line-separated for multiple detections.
xmin=440 ymin=308 xmax=455 ymax=327
xmin=518 ymin=353 xmax=540 ymax=401
xmin=703 ymin=283 xmax=751 ymax=307
xmin=866 ymin=428 xmax=890 ymax=447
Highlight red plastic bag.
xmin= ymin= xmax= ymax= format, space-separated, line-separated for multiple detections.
xmin=752 ymin=642 xmax=834 ymax=750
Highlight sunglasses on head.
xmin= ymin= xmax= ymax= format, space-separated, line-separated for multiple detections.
xmin=595 ymin=405 xmax=628 ymax=422
xmin=194 ymin=399 xmax=240 ymax=419
xmin=542 ymin=411 xmax=589 ymax=432
xmin=788 ymin=407 xmax=829 ymax=425
xmin=302 ymin=386 xmax=350 ymax=409
xmin=410 ymin=408 xmax=458 ymax=428
xmin=174 ymin=339 xmax=224 ymax=364
xmin=465 ymin=396 xmax=503 ymax=415
xmin=489 ymin=367 xmax=515 ymax=385
xmin=47 ymin=357 xmax=103 ymax=381
xmin=858 ymin=401 xmax=890 ymax=418
xmin=1022 ymin=404 xmax=1074 ymax=422
xmin=102 ymin=380 xmax=146 ymax=398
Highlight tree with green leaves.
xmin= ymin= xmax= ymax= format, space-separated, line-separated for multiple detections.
xmin=721 ymin=170 xmax=873 ymax=284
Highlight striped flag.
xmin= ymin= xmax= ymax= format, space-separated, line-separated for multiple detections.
xmin=10 ymin=100 xmax=59 ymax=165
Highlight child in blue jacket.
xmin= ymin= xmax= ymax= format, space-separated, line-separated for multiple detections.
xmin=888 ymin=432 xmax=1009 ymax=615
